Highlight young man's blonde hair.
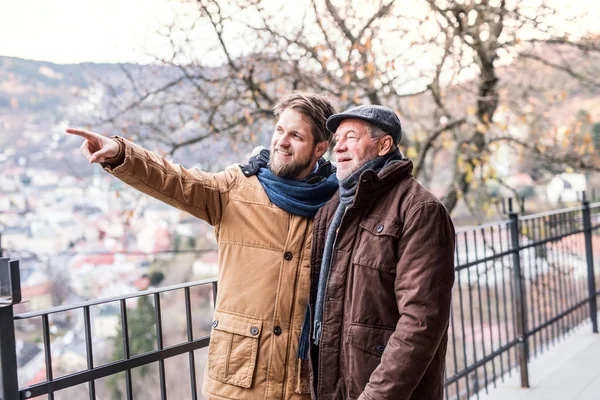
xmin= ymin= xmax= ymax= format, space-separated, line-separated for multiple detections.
xmin=274 ymin=92 xmax=337 ymax=145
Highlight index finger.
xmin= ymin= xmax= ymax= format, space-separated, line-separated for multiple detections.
xmin=66 ymin=128 xmax=98 ymax=139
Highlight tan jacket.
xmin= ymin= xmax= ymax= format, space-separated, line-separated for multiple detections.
xmin=104 ymin=137 xmax=313 ymax=400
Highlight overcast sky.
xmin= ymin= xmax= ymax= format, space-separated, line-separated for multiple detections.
xmin=0 ymin=0 xmax=198 ymax=64
xmin=1 ymin=0 xmax=598 ymax=65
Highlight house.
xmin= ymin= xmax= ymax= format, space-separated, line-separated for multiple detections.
xmin=546 ymin=173 xmax=586 ymax=204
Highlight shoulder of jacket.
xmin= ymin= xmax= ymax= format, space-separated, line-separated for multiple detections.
xmin=399 ymin=179 xmax=448 ymax=216
xmin=225 ymin=164 xmax=267 ymax=190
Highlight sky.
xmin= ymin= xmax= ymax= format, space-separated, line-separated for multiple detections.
xmin=0 ymin=0 xmax=599 ymax=65
xmin=0 ymin=0 xmax=198 ymax=64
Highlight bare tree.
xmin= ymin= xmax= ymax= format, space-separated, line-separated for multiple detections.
xmin=96 ymin=0 xmax=600 ymax=214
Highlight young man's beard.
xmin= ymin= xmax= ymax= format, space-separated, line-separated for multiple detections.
xmin=268 ymin=150 xmax=314 ymax=180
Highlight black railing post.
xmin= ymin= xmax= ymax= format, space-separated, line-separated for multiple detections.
xmin=0 ymin=257 xmax=21 ymax=400
xmin=582 ymin=192 xmax=598 ymax=333
xmin=508 ymin=203 xmax=530 ymax=388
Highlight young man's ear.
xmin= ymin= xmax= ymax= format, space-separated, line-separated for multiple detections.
xmin=377 ymin=136 xmax=394 ymax=156
xmin=315 ymin=141 xmax=328 ymax=158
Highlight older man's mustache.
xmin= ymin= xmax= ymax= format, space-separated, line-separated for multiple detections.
xmin=336 ymin=153 xmax=354 ymax=162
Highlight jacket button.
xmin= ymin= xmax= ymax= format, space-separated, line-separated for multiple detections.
xmin=376 ymin=224 xmax=384 ymax=233
xmin=375 ymin=344 xmax=385 ymax=354
xmin=212 ymin=320 xmax=218 ymax=328
xmin=250 ymin=326 xmax=260 ymax=336
xmin=284 ymin=252 xmax=293 ymax=261
xmin=273 ymin=326 xmax=282 ymax=336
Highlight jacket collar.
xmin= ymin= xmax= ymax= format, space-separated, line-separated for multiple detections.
xmin=320 ymin=158 xmax=414 ymax=216
xmin=351 ymin=159 xmax=413 ymax=208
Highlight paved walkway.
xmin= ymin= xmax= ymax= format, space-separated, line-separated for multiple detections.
xmin=476 ymin=317 xmax=600 ymax=400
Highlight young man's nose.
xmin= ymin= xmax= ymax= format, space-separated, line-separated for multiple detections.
xmin=278 ymin=132 xmax=292 ymax=146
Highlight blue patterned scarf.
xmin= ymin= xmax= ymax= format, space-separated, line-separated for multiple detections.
xmin=256 ymin=167 xmax=338 ymax=217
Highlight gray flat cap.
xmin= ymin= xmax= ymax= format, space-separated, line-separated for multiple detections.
xmin=326 ymin=105 xmax=402 ymax=144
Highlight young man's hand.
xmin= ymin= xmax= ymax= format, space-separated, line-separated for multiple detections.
xmin=66 ymin=128 xmax=120 ymax=163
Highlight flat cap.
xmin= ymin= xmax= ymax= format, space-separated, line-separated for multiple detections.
xmin=326 ymin=105 xmax=402 ymax=143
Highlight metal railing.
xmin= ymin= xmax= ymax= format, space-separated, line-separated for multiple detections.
xmin=1 ymin=195 xmax=599 ymax=400
xmin=0 ymin=257 xmax=217 ymax=400
xmin=444 ymin=194 xmax=599 ymax=400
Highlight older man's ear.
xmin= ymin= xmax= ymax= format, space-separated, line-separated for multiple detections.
xmin=377 ymin=135 xmax=395 ymax=156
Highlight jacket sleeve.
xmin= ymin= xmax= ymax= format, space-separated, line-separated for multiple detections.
xmin=359 ymin=201 xmax=456 ymax=400
xmin=102 ymin=136 xmax=237 ymax=226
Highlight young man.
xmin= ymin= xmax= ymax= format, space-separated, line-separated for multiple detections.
xmin=308 ymin=105 xmax=456 ymax=400
xmin=67 ymin=92 xmax=337 ymax=400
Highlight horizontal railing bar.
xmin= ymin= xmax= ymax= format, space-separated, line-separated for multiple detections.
xmin=455 ymin=219 xmax=512 ymax=234
xmin=455 ymin=249 xmax=514 ymax=271
xmin=454 ymin=227 xmax=584 ymax=271
xmin=519 ymin=206 xmax=583 ymax=221
xmin=15 ymin=277 xmax=218 ymax=319
xmin=526 ymin=298 xmax=589 ymax=337
xmin=19 ymin=336 xmax=210 ymax=398
xmin=518 ymin=229 xmax=585 ymax=251
xmin=444 ymin=338 xmax=520 ymax=386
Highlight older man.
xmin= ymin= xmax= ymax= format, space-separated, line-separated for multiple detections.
xmin=67 ymin=92 xmax=338 ymax=400
xmin=307 ymin=105 xmax=456 ymax=400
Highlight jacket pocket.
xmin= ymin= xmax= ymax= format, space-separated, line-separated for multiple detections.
xmin=353 ymin=216 xmax=401 ymax=272
xmin=208 ymin=310 xmax=263 ymax=388
xmin=345 ymin=323 xmax=394 ymax=398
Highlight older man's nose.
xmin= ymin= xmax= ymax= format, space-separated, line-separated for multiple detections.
xmin=334 ymin=139 xmax=346 ymax=152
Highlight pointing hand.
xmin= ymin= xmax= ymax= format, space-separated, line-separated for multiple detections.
xmin=66 ymin=128 xmax=120 ymax=163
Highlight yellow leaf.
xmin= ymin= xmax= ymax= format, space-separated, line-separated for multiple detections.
xmin=465 ymin=171 xmax=473 ymax=183
xmin=560 ymin=91 xmax=567 ymax=100
xmin=467 ymin=106 xmax=476 ymax=116
xmin=406 ymin=146 xmax=418 ymax=159
xmin=243 ymin=109 xmax=254 ymax=125
xmin=366 ymin=63 xmax=376 ymax=76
